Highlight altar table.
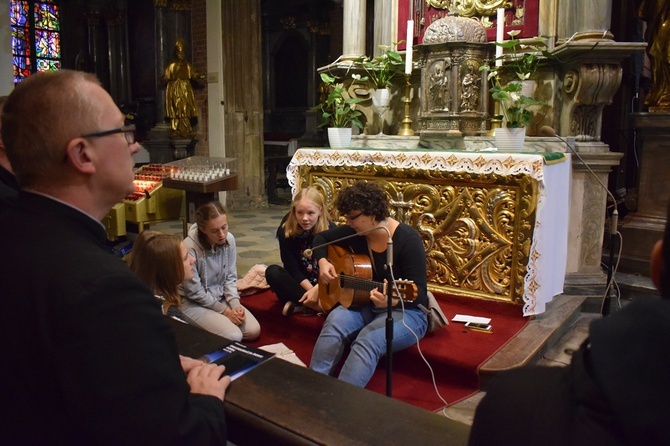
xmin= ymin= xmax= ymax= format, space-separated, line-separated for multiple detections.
xmin=287 ymin=148 xmax=570 ymax=316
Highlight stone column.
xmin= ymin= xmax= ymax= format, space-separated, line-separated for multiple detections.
xmin=373 ymin=0 xmax=393 ymax=57
xmin=106 ymin=11 xmax=130 ymax=106
xmin=85 ymin=11 xmax=105 ymax=85
xmin=342 ymin=0 xmax=365 ymax=60
xmin=557 ymin=0 xmax=613 ymax=42
xmin=564 ymin=146 xmax=623 ymax=291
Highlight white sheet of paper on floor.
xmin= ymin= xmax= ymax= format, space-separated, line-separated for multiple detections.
xmin=259 ymin=342 xmax=307 ymax=367
xmin=451 ymin=314 xmax=492 ymax=324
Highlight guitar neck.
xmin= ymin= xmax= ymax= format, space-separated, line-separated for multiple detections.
xmin=339 ymin=274 xmax=386 ymax=295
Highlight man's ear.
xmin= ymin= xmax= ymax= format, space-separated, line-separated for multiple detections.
xmin=650 ymin=240 xmax=663 ymax=291
xmin=64 ymin=138 xmax=96 ymax=174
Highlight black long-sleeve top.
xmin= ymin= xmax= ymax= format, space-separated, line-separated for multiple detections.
xmin=277 ymin=212 xmax=336 ymax=286
xmin=313 ymin=223 xmax=428 ymax=310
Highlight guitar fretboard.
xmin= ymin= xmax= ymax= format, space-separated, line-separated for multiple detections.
xmin=339 ymin=274 xmax=385 ymax=293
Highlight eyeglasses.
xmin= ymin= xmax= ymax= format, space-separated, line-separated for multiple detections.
xmin=81 ymin=124 xmax=136 ymax=145
xmin=344 ymin=212 xmax=364 ymax=221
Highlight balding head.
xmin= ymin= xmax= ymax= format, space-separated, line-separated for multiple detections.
xmin=1 ymin=70 xmax=104 ymax=188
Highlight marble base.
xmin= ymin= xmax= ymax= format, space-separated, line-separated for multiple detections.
xmin=350 ymin=134 xmax=420 ymax=150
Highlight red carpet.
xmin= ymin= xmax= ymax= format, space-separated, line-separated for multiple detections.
xmin=243 ymin=290 xmax=528 ymax=411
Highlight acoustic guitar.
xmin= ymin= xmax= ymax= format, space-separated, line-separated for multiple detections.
xmin=318 ymin=244 xmax=417 ymax=312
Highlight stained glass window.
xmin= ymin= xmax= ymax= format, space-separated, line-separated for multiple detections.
xmin=10 ymin=0 xmax=61 ymax=84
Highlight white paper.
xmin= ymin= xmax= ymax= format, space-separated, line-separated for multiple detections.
xmin=259 ymin=342 xmax=307 ymax=367
xmin=451 ymin=314 xmax=492 ymax=324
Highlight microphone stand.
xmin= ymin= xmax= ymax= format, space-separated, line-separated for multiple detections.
xmin=384 ymin=229 xmax=394 ymax=397
xmin=540 ymin=126 xmax=618 ymax=316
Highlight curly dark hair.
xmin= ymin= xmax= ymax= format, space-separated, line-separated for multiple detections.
xmin=336 ymin=181 xmax=389 ymax=222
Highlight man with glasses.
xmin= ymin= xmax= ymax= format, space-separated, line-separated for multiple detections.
xmin=0 ymin=70 xmax=229 ymax=445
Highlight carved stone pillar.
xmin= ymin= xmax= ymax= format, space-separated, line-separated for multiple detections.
xmin=546 ymin=42 xmax=646 ymax=139
xmin=564 ymin=146 xmax=623 ymax=292
xmin=342 ymin=0 xmax=365 ymax=60
xmin=542 ymin=42 xmax=643 ymax=292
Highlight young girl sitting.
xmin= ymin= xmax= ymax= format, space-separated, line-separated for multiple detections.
xmin=128 ymin=230 xmax=194 ymax=322
xmin=180 ymin=201 xmax=261 ymax=342
xmin=266 ymin=186 xmax=335 ymax=316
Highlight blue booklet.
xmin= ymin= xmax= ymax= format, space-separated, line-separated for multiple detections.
xmin=200 ymin=342 xmax=275 ymax=381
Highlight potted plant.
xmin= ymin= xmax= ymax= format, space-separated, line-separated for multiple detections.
xmin=480 ymin=31 xmax=554 ymax=150
xmin=316 ymin=72 xmax=365 ymax=148
xmin=354 ymin=44 xmax=404 ymax=134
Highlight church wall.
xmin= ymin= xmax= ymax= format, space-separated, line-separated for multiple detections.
xmin=192 ymin=0 xmax=209 ymax=157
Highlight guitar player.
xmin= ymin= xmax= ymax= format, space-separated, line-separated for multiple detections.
xmin=309 ymin=181 xmax=429 ymax=387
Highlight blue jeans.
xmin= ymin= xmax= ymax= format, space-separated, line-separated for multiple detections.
xmin=309 ymin=305 xmax=428 ymax=387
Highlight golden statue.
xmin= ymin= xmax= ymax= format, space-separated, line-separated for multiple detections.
xmin=162 ymin=38 xmax=205 ymax=139
xmin=639 ymin=0 xmax=670 ymax=111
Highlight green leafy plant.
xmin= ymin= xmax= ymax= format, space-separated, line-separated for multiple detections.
xmin=316 ymin=72 xmax=365 ymax=129
xmin=480 ymin=31 xmax=554 ymax=128
xmin=353 ymin=43 xmax=404 ymax=89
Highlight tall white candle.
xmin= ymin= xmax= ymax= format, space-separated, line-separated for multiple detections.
xmin=495 ymin=8 xmax=504 ymax=67
xmin=405 ymin=20 xmax=414 ymax=74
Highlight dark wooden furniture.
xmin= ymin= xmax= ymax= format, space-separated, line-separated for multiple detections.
xmin=169 ymin=318 xmax=471 ymax=446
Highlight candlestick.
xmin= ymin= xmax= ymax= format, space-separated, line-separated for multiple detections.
xmin=398 ymin=74 xmax=414 ymax=136
xmin=495 ymin=8 xmax=504 ymax=67
xmin=405 ymin=20 xmax=414 ymax=74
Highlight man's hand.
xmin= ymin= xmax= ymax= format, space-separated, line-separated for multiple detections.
xmin=186 ymin=362 xmax=231 ymax=401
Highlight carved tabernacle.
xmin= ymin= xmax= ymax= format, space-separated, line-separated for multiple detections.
xmin=415 ymin=16 xmax=493 ymax=139
xmin=288 ymin=150 xmax=548 ymax=306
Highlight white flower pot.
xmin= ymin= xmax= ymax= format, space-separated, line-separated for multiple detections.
xmin=494 ymin=127 xmax=526 ymax=152
xmin=327 ymin=127 xmax=352 ymax=148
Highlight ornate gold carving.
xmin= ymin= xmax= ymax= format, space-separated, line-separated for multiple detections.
xmin=426 ymin=0 xmax=513 ymax=18
xmin=297 ymin=162 xmax=538 ymax=304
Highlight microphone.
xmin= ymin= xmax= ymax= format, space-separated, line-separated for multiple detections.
xmin=303 ymin=224 xmax=394 ymax=268
xmin=539 ymin=126 xmax=618 ymax=235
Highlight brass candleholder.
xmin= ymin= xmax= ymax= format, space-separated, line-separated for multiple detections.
xmin=398 ymin=74 xmax=414 ymax=136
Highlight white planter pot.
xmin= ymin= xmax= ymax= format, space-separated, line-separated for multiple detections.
xmin=494 ymin=127 xmax=526 ymax=152
xmin=327 ymin=127 xmax=352 ymax=148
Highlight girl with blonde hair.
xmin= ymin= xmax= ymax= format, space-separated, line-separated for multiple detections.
xmin=266 ymin=187 xmax=335 ymax=316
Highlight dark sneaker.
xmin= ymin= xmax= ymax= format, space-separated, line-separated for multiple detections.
xmin=282 ymin=301 xmax=296 ymax=316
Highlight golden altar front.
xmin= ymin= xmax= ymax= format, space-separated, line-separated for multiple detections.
xmin=287 ymin=148 xmax=570 ymax=316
